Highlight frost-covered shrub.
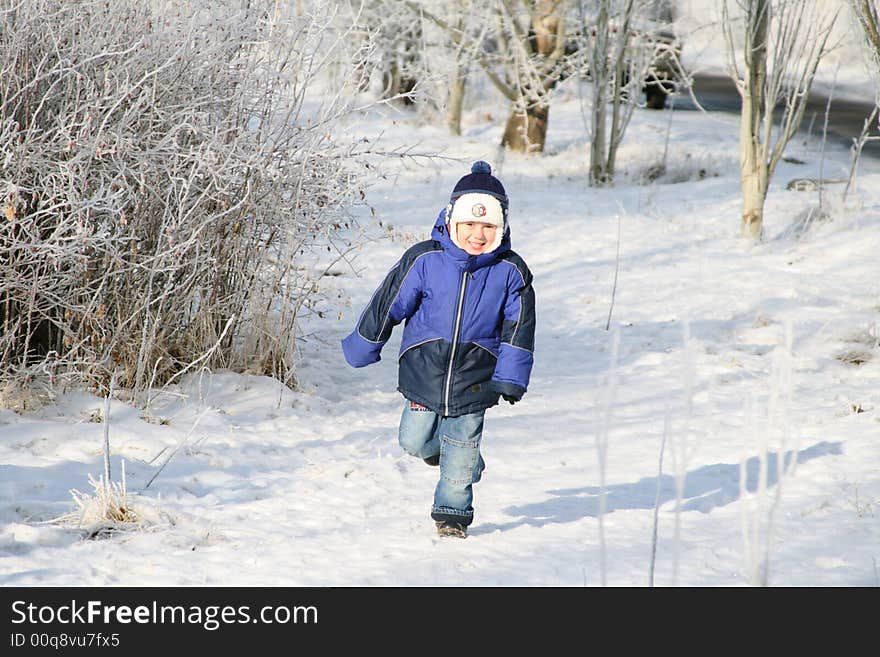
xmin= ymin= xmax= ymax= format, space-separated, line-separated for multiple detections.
xmin=0 ymin=0 xmax=374 ymax=399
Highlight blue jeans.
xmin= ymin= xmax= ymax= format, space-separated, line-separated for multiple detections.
xmin=398 ymin=401 xmax=486 ymax=527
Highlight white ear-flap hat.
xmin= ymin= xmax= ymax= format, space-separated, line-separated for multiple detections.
xmin=448 ymin=193 xmax=505 ymax=253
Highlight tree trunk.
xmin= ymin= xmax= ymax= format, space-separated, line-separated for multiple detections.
xmin=381 ymin=20 xmax=421 ymax=105
xmin=382 ymin=61 xmax=417 ymax=105
xmin=738 ymin=0 xmax=770 ymax=241
xmin=855 ymin=0 xmax=880 ymax=59
xmin=588 ymin=1 xmax=609 ymax=186
xmin=501 ymin=104 xmax=549 ymax=153
xmin=498 ymin=0 xmax=563 ymax=153
xmin=446 ymin=3 xmax=467 ymax=136
xmin=447 ymin=69 xmax=466 ymax=136
xmin=586 ymin=0 xmax=644 ymax=186
xmin=589 ymin=110 xmax=612 ymax=186
xmin=740 ymin=168 xmax=768 ymax=241
xmin=740 ymin=81 xmax=768 ymax=241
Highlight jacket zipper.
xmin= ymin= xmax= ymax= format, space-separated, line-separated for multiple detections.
xmin=444 ymin=271 xmax=468 ymax=415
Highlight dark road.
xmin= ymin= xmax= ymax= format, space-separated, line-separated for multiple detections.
xmin=676 ymin=74 xmax=880 ymax=159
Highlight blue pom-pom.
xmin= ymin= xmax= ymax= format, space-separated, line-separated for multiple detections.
xmin=471 ymin=160 xmax=491 ymax=174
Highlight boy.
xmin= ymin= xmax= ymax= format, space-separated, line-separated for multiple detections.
xmin=341 ymin=161 xmax=536 ymax=538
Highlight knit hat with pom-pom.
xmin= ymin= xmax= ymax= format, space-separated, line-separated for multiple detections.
xmin=446 ymin=161 xmax=508 ymax=253
xmin=450 ymin=160 xmax=508 ymax=209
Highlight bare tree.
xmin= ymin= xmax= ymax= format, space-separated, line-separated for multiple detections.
xmin=579 ymin=0 xmax=672 ymax=185
xmin=391 ymin=0 xmax=481 ymax=134
xmin=850 ymin=0 xmax=880 ymax=65
xmin=341 ymin=0 xmax=442 ymax=108
xmin=378 ymin=8 xmax=424 ymax=105
xmin=721 ymin=0 xmax=838 ymax=241
xmin=849 ymin=0 xmax=880 ymax=127
xmin=844 ymin=0 xmax=880 ymax=204
xmin=497 ymin=0 xmax=571 ymax=152
xmin=446 ymin=0 xmax=473 ymax=136
xmin=575 ymin=0 xmax=686 ymax=186
xmin=407 ymin=0 xmax=577 ymax=153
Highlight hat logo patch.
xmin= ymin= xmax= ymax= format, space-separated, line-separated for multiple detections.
xmin=471 ymin=203 xmax=487 ymax=218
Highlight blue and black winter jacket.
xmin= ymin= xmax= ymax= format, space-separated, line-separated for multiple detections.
xmin=341 ymin=209 xmax=536 ymax=417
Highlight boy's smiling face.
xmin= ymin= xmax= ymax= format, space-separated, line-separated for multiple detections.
xmin=453 ymin=221 xmax=498 ymax=255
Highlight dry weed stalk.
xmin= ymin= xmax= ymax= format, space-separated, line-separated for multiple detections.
xmin=64 ymin=460 xmax=140 ymax=538
xmin=70 ymin=474 xmax=137 ymax=526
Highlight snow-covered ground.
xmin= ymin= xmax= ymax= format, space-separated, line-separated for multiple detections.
xmin=2 ymin=66 xmax=880 ymax=587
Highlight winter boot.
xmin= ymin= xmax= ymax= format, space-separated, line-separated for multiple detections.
xmin=435 ymin=520 xmax=467 ymax=538
xmin=423 ymin=454 xmax=440 ymax=467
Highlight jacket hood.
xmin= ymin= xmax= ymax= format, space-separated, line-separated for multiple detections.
xmin=431 ymin=208 xmax=511 ymax=271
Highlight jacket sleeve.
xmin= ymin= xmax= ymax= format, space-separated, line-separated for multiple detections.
xmin=341 ymin=249 xmax=425 ymax=368
xmin=490 ymin=259 xmax=536 ymax=398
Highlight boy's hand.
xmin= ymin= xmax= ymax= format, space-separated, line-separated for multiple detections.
xmin=489 ymin=381 xmax=525 ymax=405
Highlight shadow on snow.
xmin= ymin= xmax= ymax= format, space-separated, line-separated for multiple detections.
xmin=472 ymin=440 xmax=842 ymax=535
